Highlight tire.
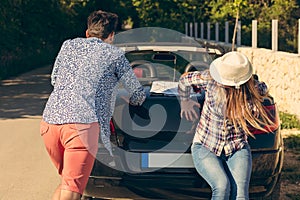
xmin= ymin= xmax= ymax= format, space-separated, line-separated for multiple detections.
xmin=269 ymin=177 xmax=281 ymax=200
xmin=265 ymin=176 xmax=282 ymax=200
xmin=251 ymin=176 xmax=281 ymax=200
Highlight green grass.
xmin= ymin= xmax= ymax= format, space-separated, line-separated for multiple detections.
xmin=280 ymin=112 xmax=300 ymax=130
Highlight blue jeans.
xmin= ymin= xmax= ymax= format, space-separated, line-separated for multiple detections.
xmin=191 ymin=143 xmax=252 ymax=200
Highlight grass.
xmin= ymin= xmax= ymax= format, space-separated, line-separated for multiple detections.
xmin=280 ymin=112 xmax=300 ymax=130
xmin=281 ymin=133 xmax=300 ymax=200
xmin=279 ymin=112 xmax=300 ymax=199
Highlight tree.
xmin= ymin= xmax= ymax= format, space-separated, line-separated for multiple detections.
xmin=208 ymin=0 xmax=299 ymax=52
xmin=132 ymin=0 xmax=210 ymax=32
xmin=208 ymin=0 xmax=248 ymax=50
xmin=256 ymin=0 xmax=298 ymax=52
xmin=0 ymin=0 xmax=74 ymax=79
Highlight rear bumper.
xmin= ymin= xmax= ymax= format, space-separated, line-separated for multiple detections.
xmin=84 ymin=146 xmax=283 ymax=199
xmin=84 ymin=174 xmax=211 ymax=199
xmin=84 ymin=172 xmax=280 ymax=199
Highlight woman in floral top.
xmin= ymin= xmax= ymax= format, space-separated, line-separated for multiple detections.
xmin=178 ymin=51 xmax=274 ymax=200
xmin=40 ymin=10 xmax=145 ymax=200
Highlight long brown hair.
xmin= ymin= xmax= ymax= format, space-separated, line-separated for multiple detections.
xmin=219 ymin=76 xmax=275 ymax=137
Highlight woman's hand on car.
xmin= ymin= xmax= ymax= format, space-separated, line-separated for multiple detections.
xmin=180 ymin=99 xmax=201 ymax=121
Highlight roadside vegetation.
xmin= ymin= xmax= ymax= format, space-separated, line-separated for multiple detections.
xmin=280 ymin=112 xmax=300 ymax=130
xmin=279 ymin=112 xmax=300 ymax=199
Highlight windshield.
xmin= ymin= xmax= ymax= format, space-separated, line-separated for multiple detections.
xmin=114 ymin=27 xmax=213 ymax=85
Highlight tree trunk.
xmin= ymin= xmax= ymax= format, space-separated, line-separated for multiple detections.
xmin=232 ymin=9 xmax=239 ymax=51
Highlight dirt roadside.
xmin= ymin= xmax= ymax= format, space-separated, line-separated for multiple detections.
xmin=280 ymin=129 xmax=300 ymax=200
xmin=0 ymin=66 xmax=299 ymax=199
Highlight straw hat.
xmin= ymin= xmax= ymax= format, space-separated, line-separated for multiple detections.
xmin=209 ymin=51 xmax=253 ymax=89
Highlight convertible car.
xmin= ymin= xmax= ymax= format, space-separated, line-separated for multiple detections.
xmin=82 ymin=28 xmax=283 ymax=200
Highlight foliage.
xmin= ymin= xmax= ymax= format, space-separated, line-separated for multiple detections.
xmin=280 ymin=112 xmax=300 ymax=130
xmin=0 ymin=0 xmax=300 ymax=80
xmin=208 ymin=0 xmax=299 ymax=51
xmin=131 ymin=0 xmax=210 ymax=32
xmin=0 ymin=0 xmax=74 ymax=79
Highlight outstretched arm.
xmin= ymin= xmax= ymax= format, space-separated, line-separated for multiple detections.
xmin=114 ymin=54 xmax=146 ymax=106
xmin=178 ymin=71 xmax=209 ymax=121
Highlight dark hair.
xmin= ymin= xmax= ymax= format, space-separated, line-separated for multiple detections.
xmin=87 ymin=10 xmax=118 ymax=39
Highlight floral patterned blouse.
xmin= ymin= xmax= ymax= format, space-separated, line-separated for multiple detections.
xmin=42 ymin=37 xmax=146 ymax=155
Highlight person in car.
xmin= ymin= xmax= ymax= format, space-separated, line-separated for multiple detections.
xmin=178 ymin=51 xmax=274 ymax=200
xmin=40 ymin=10 xmax=145 ymax=200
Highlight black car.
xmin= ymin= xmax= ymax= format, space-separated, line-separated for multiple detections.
xmin=82 ymin=28 xmax=283 ymax=200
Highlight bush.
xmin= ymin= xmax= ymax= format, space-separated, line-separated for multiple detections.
xmin=279 ymin=112 xmax=300 ymax=130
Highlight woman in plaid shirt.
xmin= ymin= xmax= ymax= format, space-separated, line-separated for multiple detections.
xmin=178 ymin=51 xmax=274 ymax=200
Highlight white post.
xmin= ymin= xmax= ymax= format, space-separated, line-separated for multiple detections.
xmin=225 ymin=21 xmax=229 ymax=44
xmin=215 ymin=22 xmax=219 ymax=42
xmin=272 ymin=19 xmax=278 ymax=51
xmin=189 ymin=22 xmax=193 ymax=37
xmin=252 ymin=20 xmax=257 ymax=48
xmin=201 ymin=22 xmax=204 ymax=39
xmin=207 ymin=22 xmax=210 ymax=40
xmin=194 ymin=22 xmax=198 ymax=38
xmin=185 ymin=22 xmax=188 ymax=36
xmin=237 ymin=21 xmax=241 ymax=46
xmin=298 ymin=19 xmax=300 ymax=54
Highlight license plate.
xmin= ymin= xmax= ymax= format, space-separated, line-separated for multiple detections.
xmin=141 ymin=153 xmax=194 ymax=168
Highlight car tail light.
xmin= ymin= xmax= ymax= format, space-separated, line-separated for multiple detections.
xmin=109 ymin=120 xmax=124 ymax=147
xmin=110 ymin=120 xmax=115 ymax=135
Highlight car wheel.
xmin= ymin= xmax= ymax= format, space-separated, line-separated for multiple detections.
xmin=268 ymin=176 xmax=281 ymax=200
xmin=250 ymin=176 xmax=281 ymax=200
xmin=263 ymin=176 xmax=282 ymax=200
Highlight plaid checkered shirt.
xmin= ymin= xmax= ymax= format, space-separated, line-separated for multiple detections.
xmin=178 ymin=70 xmax=268 ymax=156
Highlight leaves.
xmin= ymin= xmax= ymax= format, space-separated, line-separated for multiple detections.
xmin=0 ymin=0 xmax=299 ymax=80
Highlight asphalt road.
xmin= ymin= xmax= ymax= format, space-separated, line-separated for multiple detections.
xmin=0 ymin=66 xmax=60 ymax=199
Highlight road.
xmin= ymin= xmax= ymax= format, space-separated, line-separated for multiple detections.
xmin=0 ymin=66 xmax=60 ymax=200
xmin=1 ymin=65 xmax=298 ymax=200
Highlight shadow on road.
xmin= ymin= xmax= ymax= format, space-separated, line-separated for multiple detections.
xmin=0 ymin=65 xmax=52 ymax=119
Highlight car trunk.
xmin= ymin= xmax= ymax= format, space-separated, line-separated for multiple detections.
xmin=112 ymin=88 xmax=204 ymax=152
xmin=110 ymin=88 xmax=281 ymax=174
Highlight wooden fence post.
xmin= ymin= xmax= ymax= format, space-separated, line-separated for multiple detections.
xmin=215 ymin=22 xmax=219 ymax=42
xmin=185 ymin=22 xmax=188 ymax=36
xmin=272 ymin=19 xmax=278 ymax=51
xmin=237 ymin=21 xmax=241 ymax=46
xmin=252 ymin=20 xmax=257 ymax=48
xmin=207 ymin=22 xmax=210 ymax=40
xmin=298 ymin=19 xmax=300 ymax=54
xmin=225 ymin=21 xmax=229 ymax=44
xmin=201 ymin=22 xmax=204 ymax=39
xmin=194 ymin=22 xmax=198 ymax=38
xmin=189 ymin=22 xmax=193 ymax=37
